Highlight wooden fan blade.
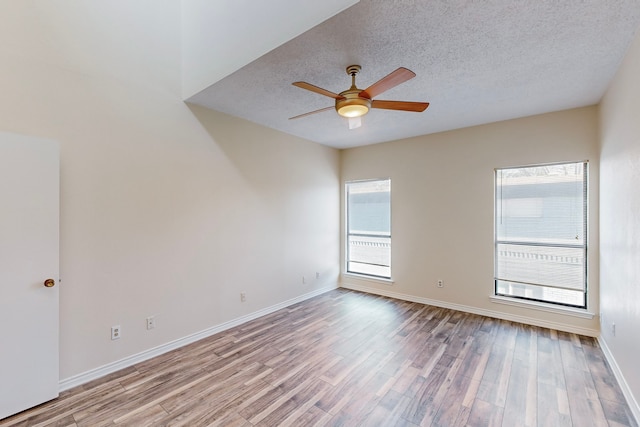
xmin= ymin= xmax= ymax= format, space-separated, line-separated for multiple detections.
xmin=289 ymin=106 xmax=334 ymax=120
xmin=360 ymin=67 xmax=416 ymax=99
xmin=371 ymin=100 xmax=430 ymax=112
xmin=292 ymin=82 xmax=344 ymax=99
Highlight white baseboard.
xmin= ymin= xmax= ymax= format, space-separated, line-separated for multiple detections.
xmin=339 ymin=282 xmax=599 ymax=337
xmin=598 ymin=337 xmax=640 ymax=425
xmin=59 ymin=284 xmax=338 ymax=392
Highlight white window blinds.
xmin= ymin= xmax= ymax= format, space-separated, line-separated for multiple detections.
xmin=346 ymin=179 xmax=391 ymax=279
xmin=495 ymin=162 xmax=587 ymax=308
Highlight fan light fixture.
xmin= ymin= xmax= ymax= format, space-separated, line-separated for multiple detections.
xmin=337 ymin=104 xmax=368 ymax=118
xmin=336 ymin=98 xmax=370 ymax=118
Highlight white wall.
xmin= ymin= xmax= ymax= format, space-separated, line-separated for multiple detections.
xmin=341 ymin=107 xmax=600 ymax=335
xmin=0 ymin=1 xmax=340 ymax=380
xmin=181 ymin=0 xmax=359 ymax=99
xmin=599 ymin=27 xmax=640 ymax=414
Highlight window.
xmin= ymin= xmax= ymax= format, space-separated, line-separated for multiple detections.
xmin=495 ymin=162 xmax=587 ymax=308
xmin=346 ymin=179 xmax=391 ymax=279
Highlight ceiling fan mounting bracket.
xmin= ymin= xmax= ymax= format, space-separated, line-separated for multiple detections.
xmin=345 ymin=65 xmax=361 ymax=76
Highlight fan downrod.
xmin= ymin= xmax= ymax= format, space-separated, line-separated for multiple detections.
xmin=345 ymin=65 xmax=362 ymax=92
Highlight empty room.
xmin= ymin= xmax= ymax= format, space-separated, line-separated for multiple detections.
xmin=1 ymin=1 xmax=640 ymax=426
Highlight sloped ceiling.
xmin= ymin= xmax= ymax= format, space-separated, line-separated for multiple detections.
xmin=187 ymin=0 xmax=640 ymax=149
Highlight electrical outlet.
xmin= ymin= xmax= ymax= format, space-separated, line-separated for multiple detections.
xmin=437 ymin=279 xmax=444 ymax=288
xmin=146 ymin=316 xmax=156 ymax=330
xmin=316 ymin=272 xmax=320 ymax=279
xmin=111 ymin=325 xmax=121 ymax=340
xmin=612 ymin=322 xmax=616 ymax=337
xmin=302 ymin=276 xmax=306 ymax=284
xmin=240 ymin=292 xmax=246 ymax=302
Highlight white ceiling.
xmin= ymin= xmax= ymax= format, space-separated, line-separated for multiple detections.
xmin=187 ymin=0 xmax=640 ymax=149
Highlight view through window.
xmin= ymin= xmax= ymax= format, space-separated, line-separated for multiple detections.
xmin=495 ymin=162 xmax=588 ymax=308
xmin=346 ymin=179 xmax=391 ymax=279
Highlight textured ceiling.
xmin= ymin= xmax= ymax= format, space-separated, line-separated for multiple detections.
xmin=187 ymin=0 xmax=640 ymax=149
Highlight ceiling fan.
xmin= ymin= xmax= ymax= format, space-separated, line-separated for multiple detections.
xmin=289 ymin=65 xmax=430 ymax=126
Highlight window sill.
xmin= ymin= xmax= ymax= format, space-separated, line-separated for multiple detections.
xmin=489 ymin=295 xmax=595 ymax=319
xmin=343 ymin=272 xmax=394 ymax=286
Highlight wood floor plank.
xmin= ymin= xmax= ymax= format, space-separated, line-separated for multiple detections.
xmin=582 ymin=338 xmax=630 ymax=405
xmin=272 ymin=381 xmax=333 ymax=426
xmin=502 ymin=356 xmax=533 ymax=427
xmin=113 ymin=404 xmax=168 ymax=426
xmin=536 ymin=382 xmax=573 ymax=426
xmin=476 ymin=343 xmax=514 ymax=408
xmin=431 ymin=370 xmax=477 ymax=427
xmin=159 ymin=362 xmax=270 ymax=416
xmin=1 ymin=289 xmax=636 ymax=427
xmin=600 ymin=397 xmax=640 ymax=427
xmin=0 ymin=382 xmax=126 ymax=427
xmin=78 ymin=369 xmax=208 ymax=426
xmin=502 ymin=326 xmax=538 ymax=427
xmin=401 ymin=362 xmax=449 ymax=425
xmin=563 ymin=366 xmax=609 ymax=426
xmin=288 ymin=405 xmax=333 ymax=427
xmin=161 ymin=378 xmax=273 ymax=426
xmin=384 ymin=395 xmax=421 ymax=427
xmin=558 ymin=331 xmax=589 ymax=373
xmin=467 ymin=398 xmax=505 ymax=427
xmin=246 ymin=376 xmax=322 ymax=425
xmin=315 ymin=354 xmax=388 ymax=416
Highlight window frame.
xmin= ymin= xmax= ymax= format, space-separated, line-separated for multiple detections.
xmin=345 ymin=178 xmax=392 ymax=280
xmin=494 ymin=161 xmax=588 ymax=309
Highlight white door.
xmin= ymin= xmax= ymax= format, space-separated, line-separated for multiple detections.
xmin=0 ymin=132 xmax=59 ymax=419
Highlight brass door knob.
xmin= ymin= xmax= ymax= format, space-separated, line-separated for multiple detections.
xmin=44 ymin=279 xmax=55 ymax=288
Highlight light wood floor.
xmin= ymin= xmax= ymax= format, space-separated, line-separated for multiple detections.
xmin=2 ymin=289 xmax=637 ymax=427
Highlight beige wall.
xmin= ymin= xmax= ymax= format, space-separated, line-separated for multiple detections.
xmin=599 ymin=27 xmax=640 ymax=413
xmin=0 ymin=2 xmax=340 ymax=380
xmin=341 ymin=107 xmax=600 ymax=335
